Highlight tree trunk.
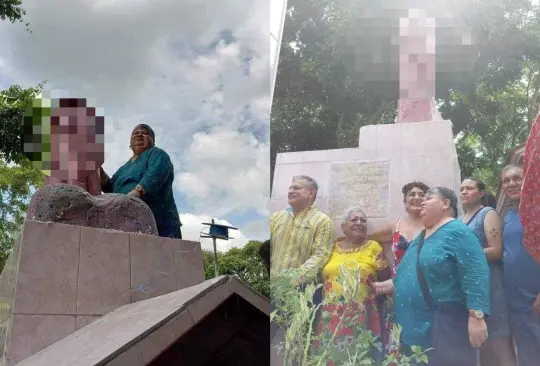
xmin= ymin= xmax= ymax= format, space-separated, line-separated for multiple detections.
xmin=366 ymin=98 xmax=396 ymax=126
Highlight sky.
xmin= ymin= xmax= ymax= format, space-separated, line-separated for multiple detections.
xmin=0 ymin=0 xmax=274 ymax=252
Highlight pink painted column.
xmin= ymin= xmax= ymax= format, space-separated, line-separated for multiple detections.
xmin=397 ymin=9 xmax=442 ymax=123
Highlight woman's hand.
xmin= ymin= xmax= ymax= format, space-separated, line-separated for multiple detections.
xmin=371 ymin=279 xmax=394 ymax=295
xmin=468 ymin=317 xmax=488 ymax=348
xmin=127 ymin=189 xmax=141 ymax=198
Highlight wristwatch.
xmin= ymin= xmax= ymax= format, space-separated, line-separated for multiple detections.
xmin=469 ymin=310 xmax=485 ymax=320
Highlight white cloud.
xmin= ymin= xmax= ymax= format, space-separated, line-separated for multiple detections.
xmin=0 ymin=0 xmax=270 ymax=245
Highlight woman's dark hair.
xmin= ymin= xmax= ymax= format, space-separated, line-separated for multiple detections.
xmin=462 ymin=177 xmax=496 ymax=208
xmin=484 ymin=193 xmax=497 ymax=209
xmin=428 ymin=186 xmax=459 ymax=218
xmin=259 ymin=239 xmax=270 ymax=275
xmin=402 ymin=181 xmax=430 ymax=201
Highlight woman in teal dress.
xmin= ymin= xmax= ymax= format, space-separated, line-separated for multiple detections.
xmin=100 ymin=124 xmax=182 ymax=238
xmin=373 ymin=187 xmax=490 ymax=366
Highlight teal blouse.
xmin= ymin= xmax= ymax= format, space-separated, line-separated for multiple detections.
xmin=103 ymin=146 xmax=181 ymax=238
xmin=393 ymin=219 xmax=490 ymax=349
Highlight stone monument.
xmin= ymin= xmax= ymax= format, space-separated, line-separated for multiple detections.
xmin=26 ymin=184 xmax=158 ymax=236
xmin=270 ymin=9 xmax=462 ymax=233
xmin=24 ymin=96 xmax=159 ymax=236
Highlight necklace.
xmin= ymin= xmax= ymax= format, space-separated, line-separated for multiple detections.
xmin=335 ymin=240 xmax=370 ymax=253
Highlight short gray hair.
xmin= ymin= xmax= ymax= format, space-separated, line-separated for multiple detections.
xmin=501 ymin=163 xmax=523 ymax=177
xmin=342 ymin=206 xmax=366 ymax=225
xmin=292 ymin=175 xmax=318 ymax=199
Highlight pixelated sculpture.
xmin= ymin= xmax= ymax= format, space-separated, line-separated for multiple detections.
xmin=397 ymin=9 xmax=443 ymax=123
xmin=270 ymin=7 xmax=462 ymax=233
xmin=26 ymin=184 xmax=158 ymax=236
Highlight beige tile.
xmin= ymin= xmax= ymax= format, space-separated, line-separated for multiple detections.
xmin=173 ymin=240 xmax=205 ymax=291
xmin=400 ymin=154 xmax=427 ymax=186
xmin=376 ymin=124 xmax=402 ymax=158
xmin=425 ymin=121 xmax=455 ymax=155
xmin=13 ymin=221 xmax=80 ymax=315
xmin=301 ymin=149 xmax=329 ymax=162
xmin=401 ymin=122 xmax=427 ymax=155
xmin=425 ymin=154 xmax=454 ymax=187
xmin=76 ymin=316 xmax=100 ymax=330
xmin=77 ymin=227 xmax=130 ymax=315
xmin=130 ymin=234 xmax=177 ymax=303
xmin=359 ymin=124 xmax=378 ymax=149
xmin=280 ymin=151 xmax=304 ymax=164
xmin=300 ymin=162 xmax=330 ymax=196
xmin=387 ymin=157 xmax=402 ymax=195
xmin=7 ymin=314 xmax=76 ymax=366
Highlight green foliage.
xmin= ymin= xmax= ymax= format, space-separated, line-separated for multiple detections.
xmin=271 ymin=268 xmax=429 ymax=365
xmin=202 ymin=240 xmax=269 ymax=298
xmin=0 ymin=0 xmax=32 ymax=33
xmin=0 ymin=0 xmax=25 ymax=23
xmin=0 ymin=83 xmax=45 ymax=165
xmin=0 ymin=159 xmax=43 ymax=271
xmin=271 ymin=0 xmax=540 ymax=193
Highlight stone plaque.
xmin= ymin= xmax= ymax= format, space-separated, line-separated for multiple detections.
xmin=327 ymin=160 xmax=390 ymax=219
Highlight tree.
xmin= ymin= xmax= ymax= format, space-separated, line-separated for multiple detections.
xmin=0 ymin=83 xmax=45 ymax=272
xmin=271 ymin=0 xmax=540 ymax=193
xmin=202 ymin=241 xmax=269 ymax=298
xmin=0 ymin=83 xmax=44 ymax=164
xmin=0 ymin=160 xmax=43 ymax=270
xmin=0 ymin=0 xmax=31 ymax=33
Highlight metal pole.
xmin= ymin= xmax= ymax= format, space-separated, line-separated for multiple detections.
xmin=211 ymin=219 xmax=219 ymax=277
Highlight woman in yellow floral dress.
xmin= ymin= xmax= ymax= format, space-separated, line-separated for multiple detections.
xmin=313 ymin=207 xmax=391 ymax=365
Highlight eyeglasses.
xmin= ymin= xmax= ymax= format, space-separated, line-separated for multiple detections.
xmin=406 ymin=192 xmax=425 ymax=199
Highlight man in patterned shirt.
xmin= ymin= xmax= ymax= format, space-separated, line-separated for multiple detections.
xmin=270 ymin=175 xmax=334 ymax=364
xmin=270 ymin=175 xmax=334 ymax=279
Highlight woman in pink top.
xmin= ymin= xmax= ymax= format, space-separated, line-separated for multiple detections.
xmin=369 ymin=181 xmax=429 ymax=273
xmin=367 ymin=181 xmax=429 ymax=355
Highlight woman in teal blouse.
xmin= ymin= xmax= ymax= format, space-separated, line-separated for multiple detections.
xmin=100 ymin=124 xmax=182 ymax=238
xmin=373 ymin=187 xmax=489 ymax=365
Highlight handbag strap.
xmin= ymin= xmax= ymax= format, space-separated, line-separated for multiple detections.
xmin=416 ymin=230 xmax=435 ymax=310
xmin=463 ymin=206 xmax=485 ymax=226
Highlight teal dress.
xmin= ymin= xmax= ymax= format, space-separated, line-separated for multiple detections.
xmin=103 ymin=146 xmax=182 ymax=238
xmin=393 ymin=219 xmax=490 ymax=349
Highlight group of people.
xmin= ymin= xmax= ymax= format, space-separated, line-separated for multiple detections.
xmin=270 ymin=164 xmax=540 ymax=366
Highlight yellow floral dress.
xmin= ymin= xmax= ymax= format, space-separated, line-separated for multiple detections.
xmin=313 ymin=240 xmax=389 ymax=365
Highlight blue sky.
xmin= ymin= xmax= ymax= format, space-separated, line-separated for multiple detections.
xmin=0 ymin=0 xmax=270 ymax=251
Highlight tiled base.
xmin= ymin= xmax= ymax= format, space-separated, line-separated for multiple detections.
xmin=0 ymin=221 xmax=206 ymax=365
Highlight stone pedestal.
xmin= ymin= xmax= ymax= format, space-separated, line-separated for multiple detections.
xmin=270 ymin=121 xmax=462 ymax=233
xmin=0 ymin=221 xmax=204 ymax=366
